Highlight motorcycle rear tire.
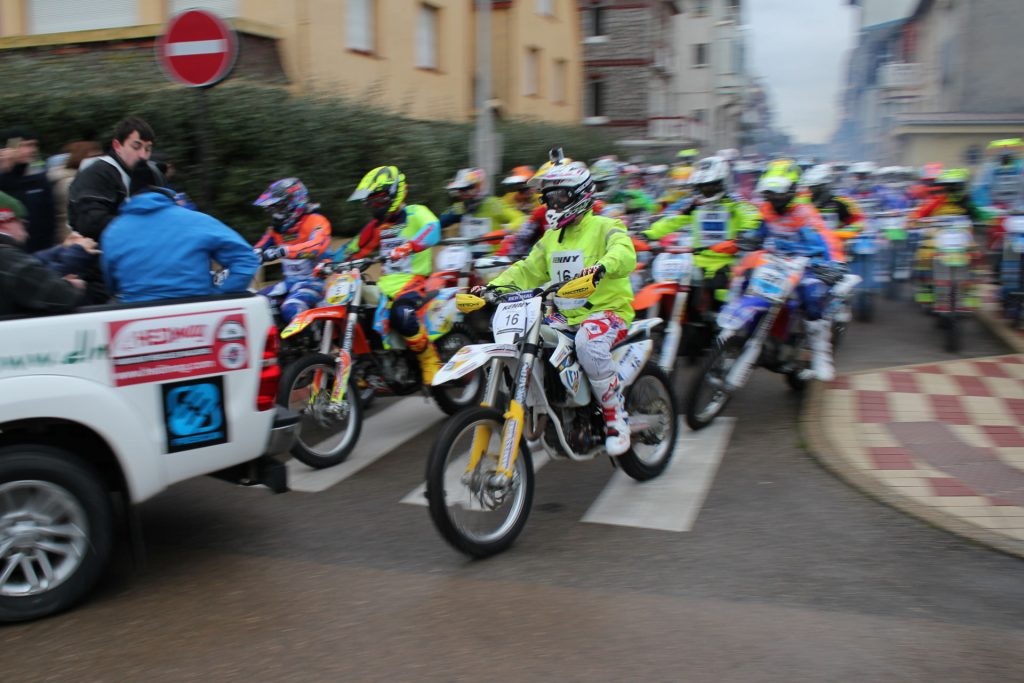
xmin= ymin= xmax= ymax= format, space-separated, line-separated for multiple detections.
xmin=618 ymin=364 xmax=679 ymax=481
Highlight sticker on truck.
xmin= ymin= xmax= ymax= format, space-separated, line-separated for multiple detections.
xmin=108 ymin=309 xmax=249 ymax=386
xmin=162 ymin=376 xmax=229 ymax=452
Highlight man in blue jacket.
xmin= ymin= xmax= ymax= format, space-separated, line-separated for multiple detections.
xmin=101 ymin=162 xmax=258 ymax=302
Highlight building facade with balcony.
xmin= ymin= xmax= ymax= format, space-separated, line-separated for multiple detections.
xmin=836 ymin=0 xmax=1024 ymax=167
xmin=577 ymin=0 xmax=682 ymax=155
xmin=669 ymin=0 xmax=749 ymax=154
xmin=0 ymin=0 xmax=582 ymax=124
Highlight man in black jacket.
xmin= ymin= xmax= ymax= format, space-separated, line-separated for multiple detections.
xmin=67 ymin=116 xmax=154 ymax=240
xmin=0 ymin=192 xmax=84 ymax=316
xmin=0 ymin=126 xmax=56 ymax=253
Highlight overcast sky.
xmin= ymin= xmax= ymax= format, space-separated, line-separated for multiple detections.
xmin=747 ymin=0 xmax=859 ymax=144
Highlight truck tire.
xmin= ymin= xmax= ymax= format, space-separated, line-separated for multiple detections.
xmin=0 ymin=446 xmax=113 ymax=622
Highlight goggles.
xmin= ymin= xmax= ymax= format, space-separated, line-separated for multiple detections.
xmin=542 ymin=187 xmax=573 ymax=210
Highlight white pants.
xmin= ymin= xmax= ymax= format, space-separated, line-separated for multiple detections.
xmin=573 ymin=311 xmax=629 ymax=382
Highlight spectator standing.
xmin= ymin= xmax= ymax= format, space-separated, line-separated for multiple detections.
xmin=68 ymin=116 xmax=154 ymax=240
xmin=49 ymin=141 xmax=102 ymax=242
xmin=0 ymin=127 xmax=57 ymax=253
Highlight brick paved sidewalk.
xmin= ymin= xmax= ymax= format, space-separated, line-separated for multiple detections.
xmin=805 ymin=354 xmax=1024 ymax=558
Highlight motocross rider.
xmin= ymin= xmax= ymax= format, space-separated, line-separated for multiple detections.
xmin=909 ymin=168 xmax=988 ymax=308
xmin=496 ymin=155 xmax=574 ymax=259
xmin=974 ymin=138 xmax=1024 ymax=210
xmin=589 ymin=157 xmax=658 ymax=219
xmin=500 ymin=165 xmax=540 ymax=214
xmin=253 ymin=178 xmax=332 ymax=324
xmin=643 ymin=156 xmax=762 ymax=307
xmin=741 ymin=162 xmax=847 ymax=382
xmin=338 ymin=166 xmax=444 ymax=384
xmin=481 ymin=162 xmax=638 ymax=456
xmin=799 ymin=164 xmax=866 ymax=233
xmin=439 ymin=167 xmax=524 ymax=248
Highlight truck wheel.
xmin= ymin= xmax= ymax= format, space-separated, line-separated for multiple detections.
xmin=0 ymin=446 xmax=113 ymax=622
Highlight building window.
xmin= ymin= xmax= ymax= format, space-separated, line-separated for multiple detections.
xmin=694 ymin=0 xmax=709 ymax=17
xmin=524 ymin=47 xmax=541 ymax=96
xmin=586 ymin=80 xmax=606 ymax=117
xmin=693 ymin=109 xmax=707 ymax=123
xmin=29 ymin=0 xmax=137 ymax=34
xmin=346 ymin=0 xmax=375 ymax=53
xmin=536 ymin=0 xmax=554 ymax=17
xmin=553 ymin=59 xmax=567 ymax=104
xmin=417 ymin=4 xmax=439 ymax=69
xmin=694 ymin=43 xmax=709 ymax=67
xmin=587 ymin=7 xmax=605 ymax=37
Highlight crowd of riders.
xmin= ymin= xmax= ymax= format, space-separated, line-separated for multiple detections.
xmin=5 ymin=113 xmax=1024 ymax=453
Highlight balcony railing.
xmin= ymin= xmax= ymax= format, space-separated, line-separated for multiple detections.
xmin=879 ymin=62 xmax=922 ymax=90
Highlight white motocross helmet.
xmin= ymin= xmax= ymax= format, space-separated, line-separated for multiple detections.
xmin=850 ymin=161 xmax=877 ymax=177
xmin=689 ymin=156 xmax=731 ymax=203
xmin=540 ymin=161 xmax=596 ymax=233
xmin=801 ymin=164 xmax=834 ymax=188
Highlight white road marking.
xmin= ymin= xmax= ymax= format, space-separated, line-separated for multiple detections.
xmin=400 ymin=447 xmax=551 ymax=507
xmin=166 ymin=39 xmax=228 ymax=57
xmin=581 ymin=417 xmax=735 ymax=532
xmin=287 ymin=397 xmax=442 ymax=493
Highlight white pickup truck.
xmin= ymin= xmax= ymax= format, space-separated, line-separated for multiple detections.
xmin=0 ymin=292 xmax=297 ymax=622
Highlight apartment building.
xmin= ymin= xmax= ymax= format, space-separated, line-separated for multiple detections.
xmin=0 ymin=0 xmax=582 ymax=124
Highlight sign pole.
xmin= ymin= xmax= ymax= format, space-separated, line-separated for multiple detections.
xmin=197 ymin=88 xmax=211 ymax=206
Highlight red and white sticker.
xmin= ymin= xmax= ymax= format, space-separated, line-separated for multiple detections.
xmin=108 ymin=309 xmax=248 ymax=386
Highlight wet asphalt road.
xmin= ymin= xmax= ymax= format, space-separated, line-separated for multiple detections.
xmin=4 ymin=297 xmax=1023 ymax=682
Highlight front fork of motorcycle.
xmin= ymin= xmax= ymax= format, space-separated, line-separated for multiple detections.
xmin=659 ymin=286 xmax=689 ymax=373
xmin=725 ymin=304 xmax=779 ymax=389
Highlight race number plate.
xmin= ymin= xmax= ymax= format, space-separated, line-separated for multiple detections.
xmin=461 ymin=216 xmax=492 ymax=239
xmin=1006 ymin=216 xmax=1024 ymax=234
xmin=436 ymin=244 xmax=471 ymax=272
xmin=936 ymin=229 xmax=972 ymax=251
xmin=749 ymin=262 xmax=791 ymax=302
xmin=696 ymin=209 xmax=729 ymax=243
xmin=325 ymin=273 xmax=357 ymax=305
xmin=651 ymin=252 xmax=693 ymax=284
xmin=493 ymin=297 xmax=542 ymax=343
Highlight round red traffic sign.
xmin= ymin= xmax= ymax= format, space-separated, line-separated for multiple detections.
xmin=157 ymin=10 xmax=237 ymax=88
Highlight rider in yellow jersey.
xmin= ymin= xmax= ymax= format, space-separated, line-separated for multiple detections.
xmin=484 ymin=162 xmax=637 ymax=455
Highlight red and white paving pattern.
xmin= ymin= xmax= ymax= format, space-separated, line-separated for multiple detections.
xmin=820 ymin=354 xmax=1024 ymax=545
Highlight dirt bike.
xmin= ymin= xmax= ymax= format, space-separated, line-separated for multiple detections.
xmin=631 ymin=239 xmax=699 ymax=373
xmin=1000 ymin=214 xmax=1024 ymax=329
xmin=427 ymin=235 xmax=512 ymax=336
xmin=424 ymin=272 xmax=678 ymax=557
xmin=841 ymin=218 xmax=886 ymax=323
xmin=922 ymin=216 xmax=978 ymax=352
xmin=685 ymin=251 xmax=856 ymax=430
xmin=877 ymin=210 xmax=912 ymax=300
xmin=277 ymin=256 xmax=483 ymax=468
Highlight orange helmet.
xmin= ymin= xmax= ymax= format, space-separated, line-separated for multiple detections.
xmin=501 ymin=165 xmax=536 ymax=191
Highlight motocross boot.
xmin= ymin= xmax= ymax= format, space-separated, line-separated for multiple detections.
xmin=805 ymin=319 xmax=835 ymax=382
xmin=404 ymin=328 xmax=443 ymax=385
xmin=591 ymin=375 xmax=630 ymax=456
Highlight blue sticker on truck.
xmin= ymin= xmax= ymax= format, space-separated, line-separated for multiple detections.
xmin=162 ymin=377 xmax=229 ymax=453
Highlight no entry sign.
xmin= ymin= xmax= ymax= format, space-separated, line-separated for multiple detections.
xmin=157 ymin=10 xmax=238 ymax=88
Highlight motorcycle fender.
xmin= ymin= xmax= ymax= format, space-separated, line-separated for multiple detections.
xmin=432 ymin=343 xmax=519 ymax=385
xmin=716 ymin=295 xmax=769 ymax=331
xmin=632 ymin=282 xmax=677 ymax=311
xmin=280 ymin=305 xmax=348 ymax=339
xmin=613 ymin=339 xmax=653 ymax=387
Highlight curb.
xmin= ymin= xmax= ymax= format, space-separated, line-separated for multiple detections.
xmin=801 ymin=379 xmax=1024 ymax=561
xmin=976 ymin=308 xmax=1024 ymax=354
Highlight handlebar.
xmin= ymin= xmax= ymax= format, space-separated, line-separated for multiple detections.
xmin=480 ymin=267 xmax=605 ymax=305
xmin=316 ymin=254 xmax=386 ymax=277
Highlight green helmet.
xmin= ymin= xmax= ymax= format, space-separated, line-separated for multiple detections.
xmin=349 ymin=165 xmax=407 ymax=220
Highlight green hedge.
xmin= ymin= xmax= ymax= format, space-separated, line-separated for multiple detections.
xmin=0 ymin=55 xmax=617 ymax=241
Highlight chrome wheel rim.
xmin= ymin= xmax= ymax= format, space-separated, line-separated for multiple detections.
xmin=0 ymin=480 xmax=89 ymax=597
xmin=288 ymin=362 xmax=358 ymax=457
